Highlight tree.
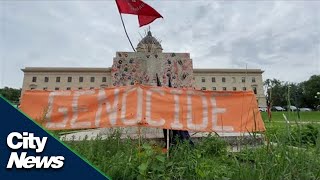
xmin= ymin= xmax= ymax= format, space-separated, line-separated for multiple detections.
xmin=264 ymin=75 xmax=320 ymax=109
xmin=0 ymin=87 xmax=21 ymax=104
xmin=300 ymin=75 xmax=320 ymax=109
xmin=264 ymin=78 xmax=287 ymax=106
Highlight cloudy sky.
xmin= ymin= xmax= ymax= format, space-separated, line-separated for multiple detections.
xmin=1 ymin=0 xmax=319 ymax=88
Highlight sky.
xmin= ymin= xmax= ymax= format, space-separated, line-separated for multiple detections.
xmin=0 ymin=0 xmax=319 ymax=88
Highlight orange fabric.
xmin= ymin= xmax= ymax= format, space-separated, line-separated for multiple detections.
xmin=20 ymin=85 xmax=265 ymax=132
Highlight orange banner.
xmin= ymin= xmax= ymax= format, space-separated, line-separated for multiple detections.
xmin=20 ymin=85 xmax=265 ymax=132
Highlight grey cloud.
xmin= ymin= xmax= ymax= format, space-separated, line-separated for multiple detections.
xmin=194 ymin=4 xmax=210 ymax=20
xmin=207 ymin=42 xmax=227 ymax=56
xmin=1 ymin=1 xmax=320 ymax=88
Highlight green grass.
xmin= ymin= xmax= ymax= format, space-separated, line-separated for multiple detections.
xmin=261 ymin=111 xmax=320 ymax=145
xmin=59 ymin=112 xmax=320 ymax=179
xmin=64 ymin=132 xmax=320 ymax=180
xmin=261 ymin=111 xmax=320 ymax=122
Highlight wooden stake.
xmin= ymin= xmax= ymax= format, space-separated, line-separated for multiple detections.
xmin=138 ymin=126 xmax=141 ymax=152
xmin=166 ymin=129 xmax=169 ymax=158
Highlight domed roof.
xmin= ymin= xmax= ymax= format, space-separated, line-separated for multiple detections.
xmin=136 ymin=31 xmax=162 ymax=52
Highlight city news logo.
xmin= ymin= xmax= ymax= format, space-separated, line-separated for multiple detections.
xmin=6 ymin=132 xmax=65 ymax=169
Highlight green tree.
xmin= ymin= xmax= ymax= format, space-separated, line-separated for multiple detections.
xmin=264 ymin=78 xmax=287 ymax=106
xmin=0 ymin=87 xmax=21 ymax=104
xmin=264 ymin=75 xmax=320 ymax=109
xmin=300 ymin=75 xmax=320 ymax=109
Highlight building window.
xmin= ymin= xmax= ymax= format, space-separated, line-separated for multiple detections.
xmin=100 ymin=84 xmax=108 ymax=89
xmin=32 ymin=77 xmax=37 ymax=82
xmin=253 ymin=86 xmax=257 ymax=94
xmin=90 ymin=77 xmax=95 ymax=82
xmin=78 ymin=87 xmax=83 ymax=90
xmin=201 ymin=87 xmax=206 ymax=90
xmin=56 ymin=77 xmax=60 ymax=83
xmin=79 ymin=77 xmax=83 ymax=82
xmin=242 ymin=77 xmax=246 ymax=83
xmin=223 ymin=87 xmax=227 ymax=91
xmin=55 ymin=87 xmax=59 ymax=90
xmin=212 ymin=77 xmax=216 ymax=82
xmin=212 ymin=87 xmax=216 ymax=91
xmin=102 ymin=77 xmax=107 ymax=82
xmin=29 ymin=84 xmax=37 ymax=89
xmin=43 ymin=87 xmax=47 ymax=90
xmin=243 ymin=87 xmax=247 ymax=91
xmin=233 ymin=87 xmax=237 ymax=91
xmin=201 ymin=77 xmax=205 ymax=82
xmin=90 ymin=87 xmax=94 ymax=90
xmin=44 ymin=77 xmax=49 ymax=82
xmin=252 ymin=77 xmax=256 ymax=83
xmin=232 ymin=77 xmax=236 ymax=83
xmin=66 ymin=87 xmax=71 ymax=90
xmin=68 ymin=77 xmax=72 ymax=82
xmin=30 ymin=87 xmax=35 ymax=90
xmin=222 ymin=77 xmax=226 ymax=82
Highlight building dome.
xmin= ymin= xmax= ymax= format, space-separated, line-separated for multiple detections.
xmin=136 ymin=31 xmax=163 ymax=53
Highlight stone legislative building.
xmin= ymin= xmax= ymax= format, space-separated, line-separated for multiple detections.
xmin=21 ymin=31 xmax=266 ymax=106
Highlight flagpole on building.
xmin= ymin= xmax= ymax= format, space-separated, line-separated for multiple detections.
xmin=115 ymin=0 xmax=163 ymax=52
xmin=118 ymin=12 xmax=136 ymax=52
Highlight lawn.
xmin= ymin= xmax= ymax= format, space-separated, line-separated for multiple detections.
xmin=62 ymin=111 xmax=320 ymax=180
xmin=260 ymin=111 xmax=320 ymax=143
xmin=260 ymin=111 xmax=320 ymax=122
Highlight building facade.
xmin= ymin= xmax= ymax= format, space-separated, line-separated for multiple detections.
xmin=21 ymin=32 xmax=266 ymax=106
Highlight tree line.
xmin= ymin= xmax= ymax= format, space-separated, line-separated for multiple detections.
xmin=264 ymin=75 xmax=320 ymax=109
xmin=0 ymin=87 xmax=21 ymax=104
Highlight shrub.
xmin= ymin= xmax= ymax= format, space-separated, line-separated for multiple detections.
xmin=291 ymin=124 xmax=320 ymax=146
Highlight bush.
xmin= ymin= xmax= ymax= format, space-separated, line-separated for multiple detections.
xmin=291 ymin=124 xmax=320 ymax=146
xmin=196 ymin=134 xmax=228 ymax=157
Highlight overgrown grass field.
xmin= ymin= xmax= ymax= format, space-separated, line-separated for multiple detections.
xmin=62 ymin=111 xmax=320 ymax=180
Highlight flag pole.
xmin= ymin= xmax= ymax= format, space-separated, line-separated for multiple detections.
xmin=117 ymin=11 xmax=136 ymax=52
xmin=156 ymin=73 xmax=170 ymax=157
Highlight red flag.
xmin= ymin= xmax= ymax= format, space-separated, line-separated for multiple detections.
xmin=115 ymin=0 xmax=163 ymax=27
